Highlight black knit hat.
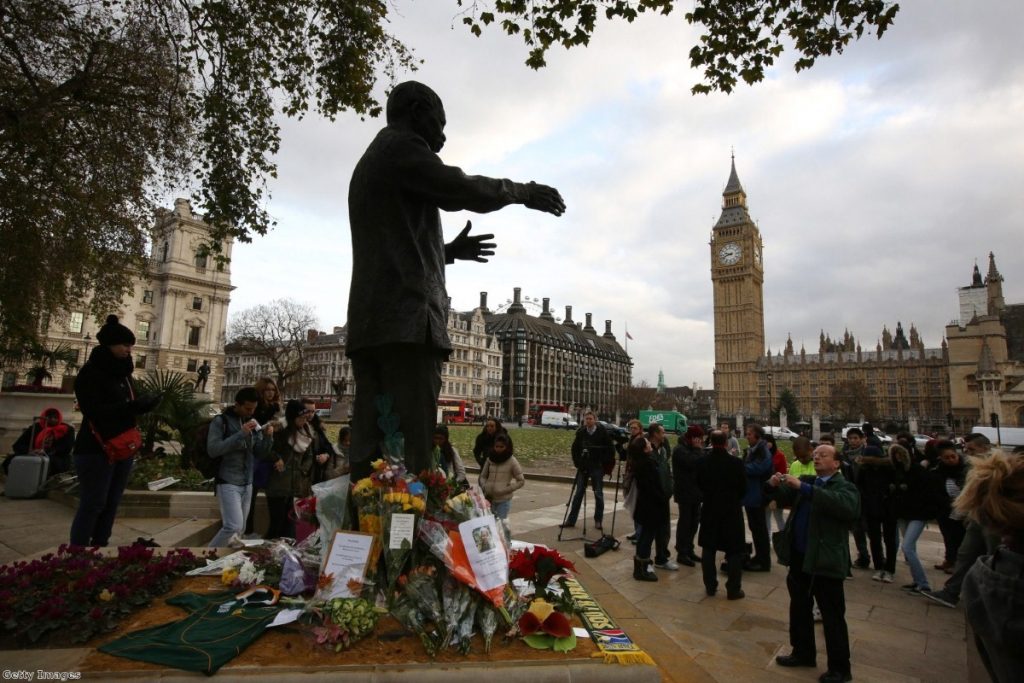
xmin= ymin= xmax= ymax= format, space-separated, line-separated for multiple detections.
xmin=95 ymin=315 xmax=136 ymax=346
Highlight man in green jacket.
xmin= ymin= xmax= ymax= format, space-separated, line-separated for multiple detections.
xmin=768 ymin=444 xmax=861 ymax=683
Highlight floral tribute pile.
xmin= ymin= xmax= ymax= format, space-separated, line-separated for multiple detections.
xmin=0 ymin=544 xmax=204 ymax=645
xmin=229 ymin=457 xmax=582 ymax=659
xmin=0 ymin=456 xmax=588 ymax=668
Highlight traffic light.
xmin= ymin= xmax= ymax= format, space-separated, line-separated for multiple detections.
xmin=991 ymin=412 xmax=1000 ymax=428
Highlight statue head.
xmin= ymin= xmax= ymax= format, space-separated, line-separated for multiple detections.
xmin=386 ymin=81 xmax=446 ymax=153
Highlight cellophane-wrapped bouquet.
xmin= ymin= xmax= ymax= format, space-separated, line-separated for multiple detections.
xmin=380 ymin=482 xmax=426 ymax=602
xmin=392 ymin=564 xmax=444 ymax=656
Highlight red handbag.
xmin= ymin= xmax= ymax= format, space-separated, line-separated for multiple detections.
xmin=90 ymin=422 xmax=143 ymax=463
xmin=88 ymin=382 xmax=143 ymax=463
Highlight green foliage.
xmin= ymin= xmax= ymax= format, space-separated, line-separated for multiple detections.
xmin=773 ymin=387 xmax=802 ymax=425
xmin=458 ymin=0 xmax=899 ymax=93
xmin=128 ymin=451 xmax=214 ymax=490
xmin=0 ymin=340 xmax=80 ymax=387
xmin=828 ymin=379 xmax=877 ymax=423
xmin=0 ymin=0 xmax=415 ymax=347
xmin=134 ymin=370 xmax=213 ymax=455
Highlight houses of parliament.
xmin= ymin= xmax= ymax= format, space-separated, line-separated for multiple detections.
xmin=710 ymin=159 xmax=1023 ymax=431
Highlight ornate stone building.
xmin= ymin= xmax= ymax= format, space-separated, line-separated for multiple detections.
xmin=443 ymin=307 xmax=504 ymax=419
xmin=221 ymin=311 xmax=503 ymax=420
xmin=708 ymin=158 xmax=953 ymax=429
xmin=710 ymin=157 xmax=765 ymax=415
xmin=755 ymin=324 xmax=951 ymax=429
xmin=221 ymin=328 xmax=354 ymax=409
xmin=946 ymin=253 xmax=1024 ymax=429
xmin=481 ymin=289 xmax=632 ymax=420
xmin=5 ymin=199 xmax=234 ymax=398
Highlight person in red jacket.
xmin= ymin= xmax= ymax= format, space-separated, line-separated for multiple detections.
xmin=5 ymin=406 xmax=76 ymax=476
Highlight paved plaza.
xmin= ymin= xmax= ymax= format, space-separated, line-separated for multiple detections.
xmin=0 ymin=475 xmax=975 ymax=682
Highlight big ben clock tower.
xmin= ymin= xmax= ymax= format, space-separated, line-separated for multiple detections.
xmin=710 ymin=156 xmax=765 ymax=415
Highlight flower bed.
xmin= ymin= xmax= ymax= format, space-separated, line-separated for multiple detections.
xmin=0 ymin=544 xmax=205 ymax=647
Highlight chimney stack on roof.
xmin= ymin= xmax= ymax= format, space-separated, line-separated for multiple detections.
xmin=584 ymin=313 xmax=596 ymax=333
xmin=603 ymin=320 xmax=616 ymax=340
xmin=540 ymin=297 xmax=554 ymax=321
xmin=507 ymin=287 xmax=526 ymax=314
xmin=563 ymin=305 xmax=574 ymax=326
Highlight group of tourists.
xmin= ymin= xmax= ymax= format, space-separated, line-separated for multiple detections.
xmin=60 ymin=316 xmax=524 ymax=550
xmin=573 ymin=414 xmax=1022 ymax=683
xmin=45 ymin=315 xmax=1024 ymax=683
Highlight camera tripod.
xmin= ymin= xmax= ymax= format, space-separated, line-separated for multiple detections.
xmin=558 ymin=462 xmax=597 ymax=543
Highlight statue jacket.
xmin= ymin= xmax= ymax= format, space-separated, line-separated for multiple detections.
xmin=346 ymin=125 xmax=529 ymax=356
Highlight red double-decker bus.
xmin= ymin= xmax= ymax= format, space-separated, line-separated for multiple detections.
xmin=528 ymin=403 xmax=567 ymax=424
xmin=438 ymin=399 xmax=474 ymax=423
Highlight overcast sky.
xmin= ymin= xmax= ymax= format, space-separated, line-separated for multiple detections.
xmin=220 ymin=0 xmax=1023 ymax=390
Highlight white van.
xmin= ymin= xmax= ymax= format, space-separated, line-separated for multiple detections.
xmin=540 ymin=411 xmax=578 ymax=429
xmin=968 ymin=426 xmax=1024 ymax=449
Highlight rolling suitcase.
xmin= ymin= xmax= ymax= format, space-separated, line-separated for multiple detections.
xmin=5 ymin=454 xmax=50 ymax=499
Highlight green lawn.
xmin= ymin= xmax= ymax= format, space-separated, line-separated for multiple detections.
xmin=127 ymin=424 xmax=802 ymax=489
xmin=446 ymin=425 xmax=576 ymax=465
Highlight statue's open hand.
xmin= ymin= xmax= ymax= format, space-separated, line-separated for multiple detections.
xmin=524 ymin=182 xmax=566 ymax=216
xmin=445 ymin=221 xmax=496 ymax=263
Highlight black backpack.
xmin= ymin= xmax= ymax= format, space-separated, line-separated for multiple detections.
xmin=192 ymin=414 xmax=229 ymax=479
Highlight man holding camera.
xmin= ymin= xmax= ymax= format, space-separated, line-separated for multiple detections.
xmin=769 ymin=444 xmax=860 ymax=683
xmin=207 ymin=387 xmax=276 ymax=547
xmin=561 ymin=411 xmax=614 ymax=531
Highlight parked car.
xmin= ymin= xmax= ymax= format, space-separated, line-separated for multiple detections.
xmin=598 ymin=420 xmax=628 ymax=438
xmin=914 ymin=434 xmax=932 ymax=450
xmin=765 ymin=426 xmax=800 ymax=441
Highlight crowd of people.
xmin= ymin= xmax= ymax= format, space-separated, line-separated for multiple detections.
xmin=13 ymin=322 xmax=1020 ymax=683
xmin=580 ymin=415 xmax=1023 ymax=683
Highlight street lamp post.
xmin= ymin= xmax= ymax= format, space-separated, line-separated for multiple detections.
xmin=767 ymin=371 xmax=774 ymax=424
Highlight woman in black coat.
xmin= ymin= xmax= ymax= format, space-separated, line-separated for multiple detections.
xmin=472 ymin=418 xmax=511 ymax=468
xmin=928 ymin=441 xmax=969 ymax=572
xmin=70 ymin=316 xmax=159 ymax=546
xmin=696 ymin=431 xmax=748 ymax=599
xmin=628 ymin=435 xmax=671 ymax=581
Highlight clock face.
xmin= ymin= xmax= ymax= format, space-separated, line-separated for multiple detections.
xmin=718 ymin=242 xmax=742 ymax=265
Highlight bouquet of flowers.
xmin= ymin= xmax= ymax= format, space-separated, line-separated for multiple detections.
xmin=508 ymin=545 xmax=577 ymax=652
xmin=473 ymin=596 xmax=500 ymax=653
xmin=392 ymin=565 xmax=443 ymax=656
xmin=380 ymin=487 xmax=426 ymax=601
xmin=418 ymin=469 xmax=451 ymax=518
xmin=440 ymin=573 xmax=475 ymax=652
xmin=509 ymin=545 xmax=576 ymax=602
xmin=308 ymin=596 xmax=381 ymax=652
xmin=311 ymin=474 xmax=350 ymax=546
xmin=220 ymin=546 xmax=282 ymax=589
xmin=418 ymin=516 xmax=510 ymax=619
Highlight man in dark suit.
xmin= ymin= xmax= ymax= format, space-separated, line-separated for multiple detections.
xmin=696 ymin=430 xmax=747 ymax=599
